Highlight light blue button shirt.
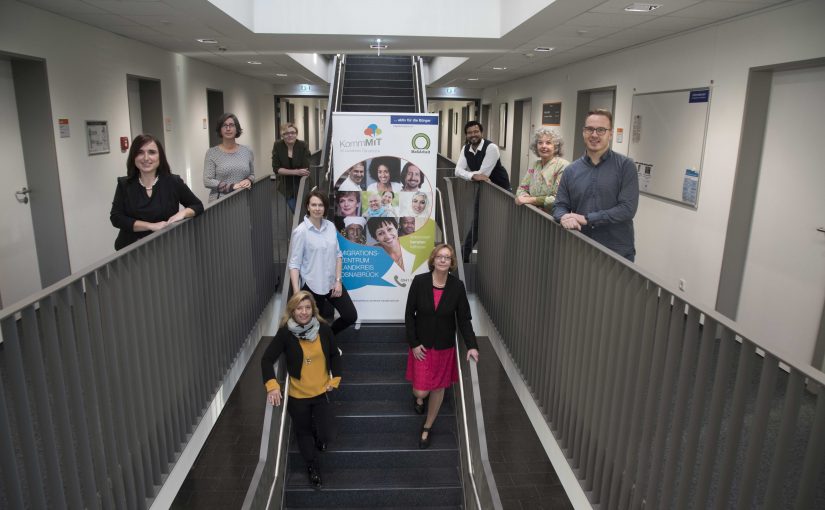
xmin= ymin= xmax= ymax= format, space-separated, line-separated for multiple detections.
xmin=289 ymin=217 xmax=342 ymax=295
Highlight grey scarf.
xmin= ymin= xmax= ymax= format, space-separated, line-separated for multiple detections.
xmin=287 ymin=316 xmax=320 ymax=341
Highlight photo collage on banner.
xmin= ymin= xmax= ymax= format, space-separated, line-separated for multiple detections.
xmin=332 ymin=113 xmax=438 ymax=321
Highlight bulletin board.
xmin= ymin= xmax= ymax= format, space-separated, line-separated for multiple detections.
xmin=627 ymin=88 xmax=711 ymax=208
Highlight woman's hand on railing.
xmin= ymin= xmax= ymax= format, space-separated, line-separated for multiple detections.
xmin=232 ymin=179 xmax=253 ymax=190
xmin=267 ymin=388 xmax=283 ymax=407
xmin=466 ymin=349 xmax=479 ymax=363
xmin=515 ymin=195 xmax=534 ymax=206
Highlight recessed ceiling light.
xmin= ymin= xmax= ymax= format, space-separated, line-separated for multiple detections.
xmin=275 ymin=73 xmax=288 ymax=77
xmin=492 ymin=67 xmax=507 ymax=70
xmin=624 ymin=3 xmax=661 ymax=12
xmin=534 ymin=47 xmax=554 ymax=52
xmin=468 ymin=78 xmax=479 ymax=81
xmin=247 ymin=61 xmax=262 ymax=65
xmin=196 ymin=38 xmax=218 ymax=44
xmin=576 ymin=29 xmax=589 ymax=35
xmin=370 ymin=44 xmax=388 ymax=49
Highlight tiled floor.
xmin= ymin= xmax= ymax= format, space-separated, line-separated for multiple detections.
xmin=171 ymin=333 xmax=574 ymax=509
xmin=477 ymin=336 xmax=574 ymax=510
xmin=170 ymin=338 xmax=269 ymax=509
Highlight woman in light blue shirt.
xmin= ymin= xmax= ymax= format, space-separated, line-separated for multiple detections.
xmin=289 ymin=190 xmax=357 ymax=334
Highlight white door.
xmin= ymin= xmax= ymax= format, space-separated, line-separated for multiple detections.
xmin=0 ymin=57 xmax=41 ymax=308
xmin=737 ymin=66 xmax=825 ymax=365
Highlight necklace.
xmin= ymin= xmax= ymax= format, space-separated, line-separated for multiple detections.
xmin=140 ymin=176 xmax=158 ymax=190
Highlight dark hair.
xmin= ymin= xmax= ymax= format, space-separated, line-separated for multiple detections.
xmin=586 ymin=109 xmax=613 ymax=129
xmin=401 ymin=162 xmax=421 ymax=182
xmin=215 ymin=113 xmax=242 ymax=138
xmin=368 ymin=157 xmax=401 ymax=183
xmin=126 ymin=133 xmax=171 ymax=179
xmin=427 ymin=243 xmax=458 ymax=272
xmin=367 ymin=216 xmax=398 ymax=239
xmin=464 ymin=120 xmax=483 ymax=134
xmin=304 ymin=190 xmax=329 ymax=214
xmin=336 ymin=190 xmax=360 ymax=202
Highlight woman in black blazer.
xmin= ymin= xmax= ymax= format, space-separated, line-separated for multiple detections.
xmin=405 ymin=243 xmax=479 ymax=449
xmin=261 ymin=291 xmax=341 ymax=488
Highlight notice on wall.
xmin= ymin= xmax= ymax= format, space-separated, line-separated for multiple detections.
xmin=631 ymin=115 xmax=642 ymax=144
xmin=542 ymin=102 xmax=562 ymax=126
xmin=635 ymin=161 xmax=654 ymax=192
xmin=682 ymin=169 xmax=700 ymax=205
xmin=332 ymin=112 xmax=438 ymax=321
xmin=58 ymin=118 xmax=70 ymax=138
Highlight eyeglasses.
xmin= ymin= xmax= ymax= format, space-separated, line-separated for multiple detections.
xmin=435 ymin=255 xmax=452 ymax=261
xmin=583 ymin=126 xmax=610 ymax=136
xmin=283 ymin=131 xmax=298 ymax=136
xmin=222 ymin=123 xmax=236 ymax=129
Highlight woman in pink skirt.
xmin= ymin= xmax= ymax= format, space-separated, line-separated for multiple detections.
xmin=404 ymin=243 xmax=479 ymax=448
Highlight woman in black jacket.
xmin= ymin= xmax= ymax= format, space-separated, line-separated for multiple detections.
xmin=405 ymin=243 xmax=479 ymax=449
xmin=272 ymin=122 xmax=312 ymax=212
xmin=261 ymin=291 xmax=341 ymax=488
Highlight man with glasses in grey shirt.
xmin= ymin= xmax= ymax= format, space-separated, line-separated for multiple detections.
xmin=553 ymin=109 xmax=639 ymax=261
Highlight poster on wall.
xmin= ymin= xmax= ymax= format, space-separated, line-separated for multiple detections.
xmin=332 ymin=112 xmax=438 ymax=322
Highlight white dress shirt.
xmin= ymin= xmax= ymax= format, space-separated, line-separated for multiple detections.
xmin=289 ymin=216 xmax=342 ymax=295
xmin=454 ymin=139 xmax=501 ymax=181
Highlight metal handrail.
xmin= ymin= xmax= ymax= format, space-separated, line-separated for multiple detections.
xmin=242 ymin=176 xmax=311 ymax=510
xmin=439 ymin=182 xmax=503 ymax=510
xmin=319 ymin=54 xmax=345 ymax=190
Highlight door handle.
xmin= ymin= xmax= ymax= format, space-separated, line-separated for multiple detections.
xmin=817 ymin=227 xmax=825 ymax=234
xmin=15 ymin=187 xmax=30 ymax=204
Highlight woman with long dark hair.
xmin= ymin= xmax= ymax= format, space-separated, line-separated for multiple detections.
xmin=110 ymin=133 xmax=203 ymax=250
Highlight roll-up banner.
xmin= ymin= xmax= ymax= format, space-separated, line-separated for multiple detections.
xmin=332 ymin=112 xmax=439 ymax=322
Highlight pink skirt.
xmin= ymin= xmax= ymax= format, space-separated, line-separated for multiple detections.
xmin=405 ymin=346 xmax=458 ymax=391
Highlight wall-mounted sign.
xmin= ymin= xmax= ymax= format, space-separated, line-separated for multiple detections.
xmin=542 ymin=102 xmax=562 ymax=126
xmin=85 ymin=120 xmax=109 ymax=155
xmin=58 ymin=118 xmax=70 ymax=138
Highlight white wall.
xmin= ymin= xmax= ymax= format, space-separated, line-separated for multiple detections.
xmin=0 ymin=0 xmax=277 ymax=273
xmin=479 ymin=0 xmax=825 ymax=313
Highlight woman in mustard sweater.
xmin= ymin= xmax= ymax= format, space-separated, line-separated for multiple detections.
xmin=261 ymin=291 xmax=341 ymax=488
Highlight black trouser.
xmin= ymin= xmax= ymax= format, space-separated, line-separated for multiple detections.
xmin=287 ymin=393 xmax=331 ymax=468
xmin=303 ymin=284 xmax=358 ymax=335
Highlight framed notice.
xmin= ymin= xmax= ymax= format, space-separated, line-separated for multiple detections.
xmin=86 ymin=120 xmax=110 ymax=155
xmin=542 ymin=102 xmax=562 ymax=125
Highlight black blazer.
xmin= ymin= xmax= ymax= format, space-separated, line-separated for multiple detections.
xmin=405 ymin=272 xmax=478 ymax=351
xmin=260 ymin=323 xmax=341 ymax=386
xmin=271 ymin=139 xmax=312 ymax=198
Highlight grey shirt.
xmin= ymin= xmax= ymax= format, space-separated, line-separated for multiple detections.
xmin=203 ymin=145 xmax=255 ymax=202
xmin=553 ymin=149 xmax=639 ymax=260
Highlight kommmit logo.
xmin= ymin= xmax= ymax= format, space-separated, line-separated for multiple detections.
xmin=411 ymin=133 xmax=430 ymax=150
xmin=363 ymin=124 xmax=382 ymax=137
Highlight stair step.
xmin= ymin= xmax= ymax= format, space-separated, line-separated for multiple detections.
xmin=330 ymin=397 xmax=455 ymax=417
xmin=287 ymin=465 xmax=459 ymax=490
xmin=290 ymin=431 xmax=458 ymax=454
xmin=343 ymin=86 xmax=414 ymax=96
xmin=284 ymin=484 xmax=462 ymax=508
xmin=340 ymin=104 xmax=417 ymax=113
xmin=346 ymin=63 xmax=411 ymax=74
xmin=342 ymin=95 xmax=415 ymax=106
xmin=288 ymin=448 xmax=459 ymax=470
xmin=334 ymin=381 xmax=426 ymax=401
xmin=343 ymin=79 xmax=414 ymax=89
xmin=341 ymin=352 xmax=407 ymax=371
xmin=339 ymin=341 xmax=407 ymax=354
xmin=335 ymin=414 xmax=458 ymax=435
xmin=341 ymin=369 xmax=407 ymax=384
xmin=293 ymin=506 xmax=460 ymax=510
xmin=346 ymin=71 xmax=413 ymax=80
xmin=337 ymin=324 xmax=406 ymax=343
xmin=346 ymin=56 xmax=412 ymax=66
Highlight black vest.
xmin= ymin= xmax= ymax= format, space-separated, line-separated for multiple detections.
xmin=463 ymin=140 xmax=510 ymax=190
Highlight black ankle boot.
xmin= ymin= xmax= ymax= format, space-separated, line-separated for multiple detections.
xmin=307 ymin=464 xmax=322 ymax=489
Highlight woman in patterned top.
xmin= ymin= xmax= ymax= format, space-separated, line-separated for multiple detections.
xmin=203 ymin=113 xmax=255 ymax=202
xmin=514 ymin=128 xmax=569 ymax=212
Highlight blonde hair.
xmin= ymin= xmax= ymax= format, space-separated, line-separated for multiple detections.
xmin=279 ymin=291 xmax=325 ymax=327
xmin=280 ymin=122 xmax=299 ymax=137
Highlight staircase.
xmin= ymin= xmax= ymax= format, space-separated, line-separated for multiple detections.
xmin=282 ymin=324 xmax=463 ymax=508
xmin=340 ymin=56 xmax=417 ymax=113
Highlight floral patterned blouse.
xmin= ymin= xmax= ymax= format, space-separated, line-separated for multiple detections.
xmin=516 ymin=157 xmax=570 ymax=211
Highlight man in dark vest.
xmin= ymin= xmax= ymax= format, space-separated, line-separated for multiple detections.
xmin=454 ymin=120 xmax=511 ymax=262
